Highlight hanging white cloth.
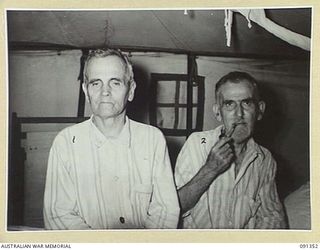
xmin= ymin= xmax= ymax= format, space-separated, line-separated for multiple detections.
xmin=232 ymin=9 xmax=310 ymax=51
xmin=224 ymin=9 xmax=233 ymax=47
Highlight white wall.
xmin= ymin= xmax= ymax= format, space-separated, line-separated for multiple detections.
xmin=9 ymin=50 xmax=82 ymax=117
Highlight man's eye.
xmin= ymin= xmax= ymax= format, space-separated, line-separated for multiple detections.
xmin=111 ymin=80 xmax=121 ymax=86
xmin=224 ymin=101 xmax=235 ymax=107
xmin=242 ymin=99 xmax=255 ymax=106
xmin=223 ymin=101 xmax=236 ymax=110
xmin=89 ymin=81 xmax=101 ymax=87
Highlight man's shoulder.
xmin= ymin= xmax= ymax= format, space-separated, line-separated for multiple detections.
xmin=253 ymin=140 xmax=273 ymax=158
xmin=129 ymin=118 xmax=163 ymax=137
xmin=189 ymin=129 xmax=217 ymax=139
xmin=251 ymin=140 xmax=276 ymax=167
xmin=54 ymin=119 xmax=90 ymax=141
xmin=187 ymin=127 xmax=221 ymax=144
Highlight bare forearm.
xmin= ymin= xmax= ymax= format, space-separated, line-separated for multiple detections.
xmin=177 ymin=135 xmax=234 ymax=214
xmin=178 ymin=165 xmax=219 ymax=214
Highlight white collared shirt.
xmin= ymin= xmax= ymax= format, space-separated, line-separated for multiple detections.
xmin=175 ymin=126 xmax=286 ymax=229
xmin=43 ymin=117 xmax=180 ymax=229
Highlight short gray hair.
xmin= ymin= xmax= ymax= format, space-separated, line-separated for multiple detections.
xmin=83 ymin=49 xmax=135 ymax=85
xmin=215 ymin=71 xmax=260 ymax=101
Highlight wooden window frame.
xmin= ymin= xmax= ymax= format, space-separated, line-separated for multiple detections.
xmin=149 ymin=73 xmax=204 ymax=137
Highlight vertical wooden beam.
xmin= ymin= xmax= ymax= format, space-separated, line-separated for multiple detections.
xmin=187 ymin=54 xmax=195 ymax=137
xmin=77 ymin=49 xmax=89 ymax=117
xmin=8 ymin=112 xmax=25 ymax=226
xmin=173 ymin=80 xmax=181 ymax=129
xmin=196 ymin=76 xmax=205 ymax=132
xmin=149 ymin=73 xmax=158 ymax=126
xmin=77 ymin=85 xmax=86 ymax=117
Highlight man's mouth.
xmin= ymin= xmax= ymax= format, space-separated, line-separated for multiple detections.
xmin=232 ymin=121 xmax=246 ymax=126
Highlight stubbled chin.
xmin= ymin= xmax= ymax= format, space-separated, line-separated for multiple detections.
xmin=99 ymin=102 xmax=113 ymax=106
xmin=232 ymin=126 xmax=250 ymax=143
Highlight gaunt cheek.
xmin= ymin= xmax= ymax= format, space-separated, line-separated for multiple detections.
xmin=89 ymin=90 xmax=102 ymax=98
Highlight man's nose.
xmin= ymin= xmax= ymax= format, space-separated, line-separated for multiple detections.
xmin=101 ymin=82 xmax=111 ymax=95
xmin=235 ymin=103 xmax=244 ymax=117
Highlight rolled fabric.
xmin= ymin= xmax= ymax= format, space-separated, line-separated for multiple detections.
xmin=233 ymin=9 xmax=311 ymax=51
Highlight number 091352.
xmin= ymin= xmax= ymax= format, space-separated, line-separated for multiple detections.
xmin=300 ymin=244 xmax=319 ymax=248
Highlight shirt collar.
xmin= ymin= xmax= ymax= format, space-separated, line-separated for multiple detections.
xmin=89 ymin=115 xmax=132 ymax=148
xmin=233 ymin=137 xmax=266 ymax=184
xmin=246 ymin=137 xmax=265 ymax=160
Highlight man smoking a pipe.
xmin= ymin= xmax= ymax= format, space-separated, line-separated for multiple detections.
xmin=175 ymin=71 xmax=286 ymax=229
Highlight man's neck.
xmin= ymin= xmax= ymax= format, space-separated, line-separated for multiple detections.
xmin=233 ymin=141 xmax=248 ymax=176
xmin=234 ymin=141 xmax=247 ymax=158
xmin=93 ymin=113 xmax=126 ymax=138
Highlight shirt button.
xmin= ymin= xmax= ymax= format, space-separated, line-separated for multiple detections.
xmin=114 ymin=176 xmax=119 ymax=181
xmin=119 ymin=217 xmax=125 ymax=224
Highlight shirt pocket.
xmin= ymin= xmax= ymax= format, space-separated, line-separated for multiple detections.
xmin=130 ymin=184 xmax=153 ymax=226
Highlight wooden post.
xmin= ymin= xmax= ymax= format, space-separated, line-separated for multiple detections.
xmin=8 ymin=112 xmax=24 ymax=226
xmin=77 ymin=49 xmax=89 ymax=117
xmin=187 ymin=54 xmax=195 ymax=137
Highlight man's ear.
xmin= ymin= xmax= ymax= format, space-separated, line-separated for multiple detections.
xmin=128 ymin=80 xmax=136 ymax=102
xmin=257 ymin=100 xmax=266 ymax=121
xmin=82 ymin=83 xmax=90 ymax=103
xmin=213 ymin=103 xmax=222 ymax=122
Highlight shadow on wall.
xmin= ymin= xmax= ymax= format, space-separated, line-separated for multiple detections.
xmin=255 ymin=82 xmax=289 ymax=200
xmin=166 ymin=137 xmax=186 ymax=172
xmin=167 ymin=142 xmax=181 ymax=171
xmin=127 ymin=65 xmax=149 ymax=123
xmin=254 ymin=82 xmax=309 ymax=200
xmin=254 ymin=82 xmax=287 ymax=154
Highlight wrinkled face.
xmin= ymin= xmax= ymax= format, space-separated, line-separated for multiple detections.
xmin=214 ymin=80 xmax=265 ymax=144
xmin=82 ymin=56 xmax=136 ymax=120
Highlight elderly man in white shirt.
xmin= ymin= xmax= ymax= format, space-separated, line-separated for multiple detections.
xmin=175 ymin=71 xmax=286 ymax=229
xmin=43 ymin=49 xmax=180 ymax=230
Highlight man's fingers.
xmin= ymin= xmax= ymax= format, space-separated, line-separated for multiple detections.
xmin=209 ymin=144 xmax=234 ymax=163
xmin=214 ymin=136 xmax=233 ymax=148
xmin=206 ymin=143 xmax=234 ymax=173
xmin=221 ymin=147 xmax=234 ymax=159
xmin=219 ymin=152 xmax=234 ymax=171
xmin=218 ymin=143 xmax=233 ymax=155
xmin=226 ymin=124 xmax=237 ymax=138
xmin=225 ymin=151 xmax=234 ymax=161
xmin=221 ymin=147 xmax=233 ymax=157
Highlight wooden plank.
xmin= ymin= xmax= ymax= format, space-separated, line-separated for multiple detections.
xmin=18 ymin=117 xmax=89 ymax=124
xmin=23 ymin=131 xmax=60 ymax=227
xmin=187 ymin=55 xmax=194 ymax=136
